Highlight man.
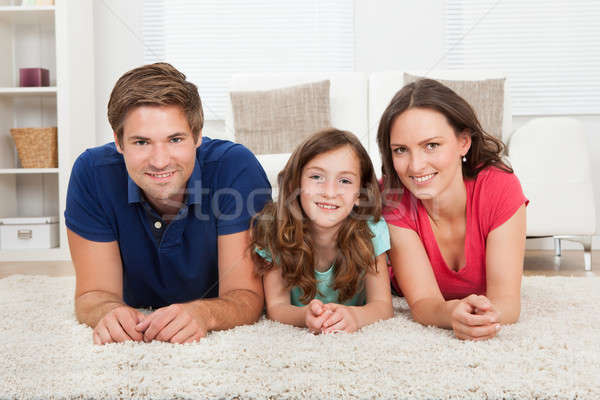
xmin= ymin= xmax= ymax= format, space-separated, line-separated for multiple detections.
xmin=65 ymin=63 xmax=271 ymax=345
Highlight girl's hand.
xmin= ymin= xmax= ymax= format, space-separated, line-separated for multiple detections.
xmin=304 ymin=299 xmax=330 ymax=334
xmin=451 ymin=294 xmax=501 ymax=340
xmin=321 ymin=303 xmax=359 ymax=334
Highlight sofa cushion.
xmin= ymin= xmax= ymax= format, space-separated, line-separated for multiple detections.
xmin=230 ymin=80 xmax=331 ymax=154
xmin=404 ymin=73 xmax=505 ymax=140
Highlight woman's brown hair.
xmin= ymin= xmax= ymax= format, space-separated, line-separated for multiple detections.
xmin=251 ymin=128 xmax=382 ymax=304
xmin=376 ymin=78 xmax=512 ymax=194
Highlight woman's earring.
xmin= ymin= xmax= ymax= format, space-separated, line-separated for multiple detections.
xmin=462 ymin=156 xmax=467 ymax=163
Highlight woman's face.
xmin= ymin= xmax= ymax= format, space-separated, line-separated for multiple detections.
xmin=389 ymin=107 xmax=471 ymax=201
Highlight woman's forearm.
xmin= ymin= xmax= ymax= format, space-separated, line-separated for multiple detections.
xmin=410 ymin=297 xmax=461 ymax=329
xmin=489 ymin=295 xmax=521 ymax=324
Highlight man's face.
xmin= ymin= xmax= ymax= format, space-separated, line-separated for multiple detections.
xmin=115 ymin=105 xmax=200 ymax=209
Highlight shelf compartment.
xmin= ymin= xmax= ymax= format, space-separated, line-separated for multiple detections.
xmin=0 ymin=6 xmax=55 ymax=25
xmin=0 ymin=173 xmax=58 ymax=218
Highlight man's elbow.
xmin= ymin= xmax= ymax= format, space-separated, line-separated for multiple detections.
xmin=74 ymin=297 xmax=93 ymax=327
xmin=225 ymin=289 xmax=264 ymax=324
xmin=246 ymin=291 xmax=264 ymax=323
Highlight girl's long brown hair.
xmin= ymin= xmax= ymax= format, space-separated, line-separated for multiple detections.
xmin=251 ymin=128 xmax=382 ymax=304
xmin=377 ymin=78 xmax=512 ymax=195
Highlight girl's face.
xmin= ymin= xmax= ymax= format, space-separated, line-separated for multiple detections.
xmin=299 ymin=145 xmax=361 ymax=233
xmin=389 ymin=107 xmax=471 ymax=200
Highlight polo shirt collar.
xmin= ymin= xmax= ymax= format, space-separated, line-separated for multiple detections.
xmin=128 ymin=175 xmax=142 ymax=204
xmin=185 ymin=157 xmax=203 ymax=205
xmin=127 ymin=157 xmax=203 ymax=205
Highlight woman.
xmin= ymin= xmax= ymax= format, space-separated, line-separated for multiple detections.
xmin=377 ymin=79 xmax=528 ymax=340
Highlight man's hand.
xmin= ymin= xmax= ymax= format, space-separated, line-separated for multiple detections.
xmin=321 ymin=303 xmax=359 ymax=334
xmin=451 ymin=294 xmax=501 ymax=341
xmin=304 ymin=299 xmax=331 ymax=334
xmin=93 ymin=305 xmax=145 ymax=345
xmin=135 ymin=303 xmax=207 ymax=344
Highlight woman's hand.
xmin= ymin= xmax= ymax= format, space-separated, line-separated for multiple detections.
xmin=321 ymin=303 xmax=359 ymax=334
xmin=451 ymin=294 xmax=501 ymax=340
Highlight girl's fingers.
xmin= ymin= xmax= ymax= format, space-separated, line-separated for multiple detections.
xmin=323 ymin=311 xmax=342 ymax=328
xmin=309 ymin=299 xmax=324 ymax=316
xmin=323 ymin=319 xmax=346 ymax=334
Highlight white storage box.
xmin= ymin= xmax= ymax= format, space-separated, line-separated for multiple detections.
xmin=0 ymin=216 xmax=59 ymax=250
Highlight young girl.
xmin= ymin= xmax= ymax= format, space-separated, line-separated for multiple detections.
xmin=251 ymin=128 xmax=393 ymax=334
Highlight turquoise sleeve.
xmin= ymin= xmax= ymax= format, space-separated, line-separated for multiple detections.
xmin=367 ymin=218 xmax=391 ymax=256
xmin=255 ymin=247 xmax=273 ymax=263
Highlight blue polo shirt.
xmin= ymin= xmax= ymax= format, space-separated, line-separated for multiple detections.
xmin=65 ymin=137 xmax=272 ymax=308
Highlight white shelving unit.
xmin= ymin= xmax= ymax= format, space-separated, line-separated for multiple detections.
xmin=0 ymin=0 xmax=95 ymax=261
xmin=0 ymin=87 xmax=57 ymax=95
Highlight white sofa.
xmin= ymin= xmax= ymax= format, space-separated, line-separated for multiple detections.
xmin=508 ymin=117 xmax=596 ymax=270
xmin=224 ymin=73 xmax=369 ymax=190
xmin=223 ymin=72 xmax=596 ymax=270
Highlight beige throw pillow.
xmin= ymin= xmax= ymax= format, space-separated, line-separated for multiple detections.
xmin=404 ymin=73 xmax=505 ymax=140
xmin=230 ymin=80 xmax=331 ymax=154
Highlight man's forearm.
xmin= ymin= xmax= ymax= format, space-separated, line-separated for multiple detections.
xmin=75 ymin=291 xmax=126 ymax=328
xmin=186 ymin=289 xmax=263 ymax=332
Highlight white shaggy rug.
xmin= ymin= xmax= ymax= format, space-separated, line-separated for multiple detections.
xmin=1 ymin=275 xmax=599 ymax=400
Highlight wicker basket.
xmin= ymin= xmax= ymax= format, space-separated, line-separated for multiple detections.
xmin=10 ymin=127 xmax=58 ymax=168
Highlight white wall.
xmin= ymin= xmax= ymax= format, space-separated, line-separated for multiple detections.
xmin=93 ymin=0 xmax=144 ymax=145
xmin=92 ymin=0 xmax=599 ymax=249
xmin=354 ymin=0 xmax=446 ymax=73
xmin=92 ymin=0 xmax=227 ymax=143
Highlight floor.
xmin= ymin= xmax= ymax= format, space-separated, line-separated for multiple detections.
xmin=0 ymin=250 xmax=598 ymax=279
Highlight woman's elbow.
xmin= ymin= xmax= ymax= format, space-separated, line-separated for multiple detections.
xmin=409 ymin=304 xmax=437 ymax=327
xmin=502 ymin=306 xmax=520 ymax=324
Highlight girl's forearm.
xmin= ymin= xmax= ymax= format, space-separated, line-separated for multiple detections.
xmin=266 ymin=303 xmax=307 ymax=327
xmin=351 ymin=300 xmax=394 ymax=329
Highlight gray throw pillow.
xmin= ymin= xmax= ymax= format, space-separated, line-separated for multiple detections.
xmin=230 ymin=80 xmax=331 ymax=154
xmin=404 ymin=73 xmax=505 ymax=140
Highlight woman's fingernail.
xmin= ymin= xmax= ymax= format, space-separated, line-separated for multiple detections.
xmin=495 ymin=324 xmax=501 ymax=331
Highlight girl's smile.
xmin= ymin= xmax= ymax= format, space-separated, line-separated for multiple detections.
xmin=299 ymin=145 xmax=361 ymax=233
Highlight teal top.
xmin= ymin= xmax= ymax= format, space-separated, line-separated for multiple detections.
xmin=256 ymin=218 xmax=390 ymax=306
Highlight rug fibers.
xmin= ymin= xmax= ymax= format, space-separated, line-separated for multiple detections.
xmin=0 ymin=275 xmax=599 ymax=399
